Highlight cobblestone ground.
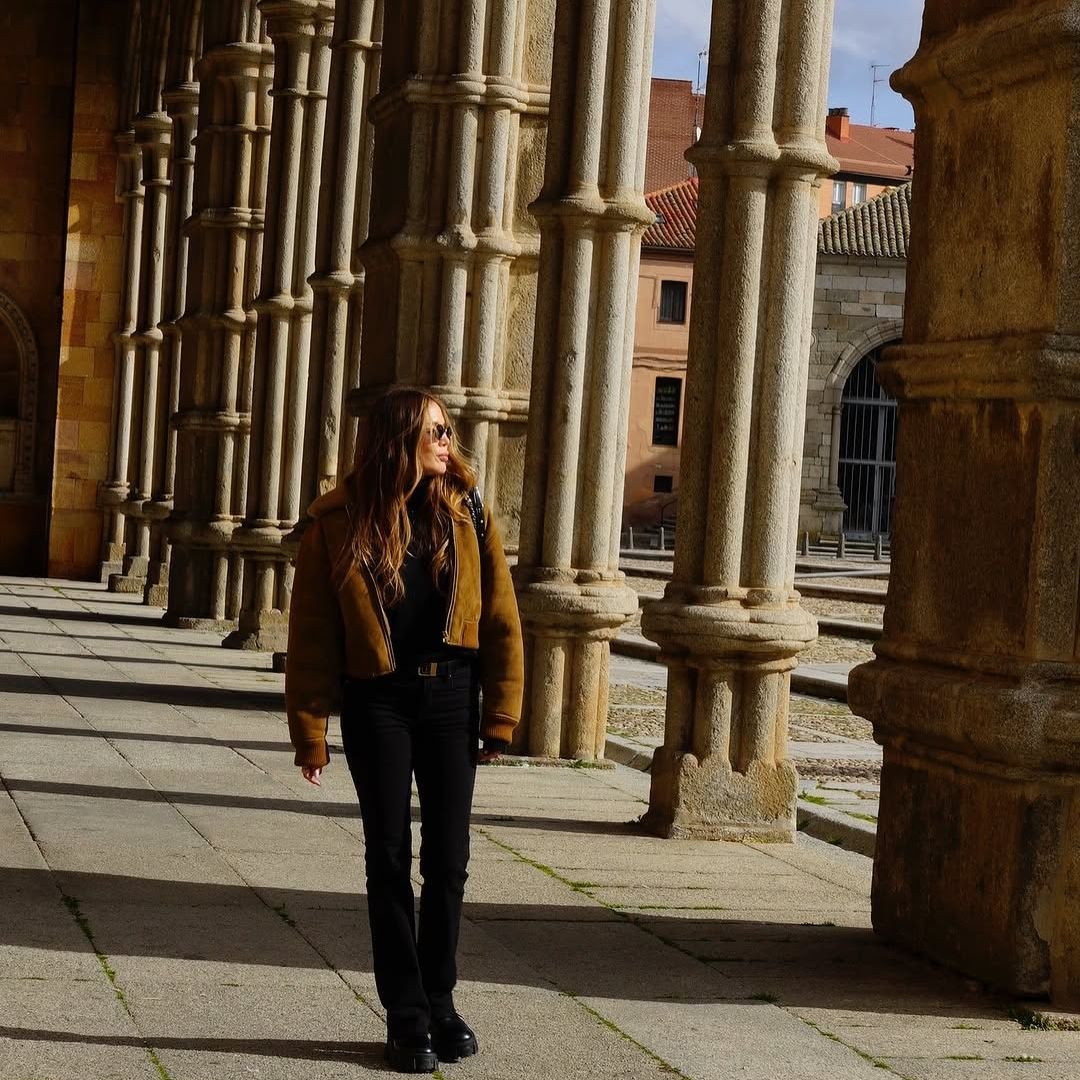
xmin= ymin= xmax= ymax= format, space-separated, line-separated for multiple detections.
xmin=1 ymin=579 xmax=1076 ymax=1078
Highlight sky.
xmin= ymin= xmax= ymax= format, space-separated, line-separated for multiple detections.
xmin=651 ymin=0 xmax=923 ymax=130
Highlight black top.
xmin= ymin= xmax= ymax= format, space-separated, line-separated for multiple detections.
xmin=386 ymin=487 xmax=453 ymax=664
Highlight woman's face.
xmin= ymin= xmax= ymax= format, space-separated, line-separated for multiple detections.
xmin=417 ymin=400 xmax=451 ymax=478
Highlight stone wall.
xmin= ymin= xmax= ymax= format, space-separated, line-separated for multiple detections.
xmin=799 ymin=252 xmax=906 ymax=539
xmin=0 ymin=2 xmax=78 ymax=572
xmin=50 ymin=0 xmax=126 ymax=579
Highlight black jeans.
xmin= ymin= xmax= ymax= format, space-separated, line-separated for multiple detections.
xmin=341 ymin=658 xmax=478 ymax=1038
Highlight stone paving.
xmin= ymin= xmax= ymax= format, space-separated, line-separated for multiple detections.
xmin=1 ymin=578 xmax=1076 ymax=1079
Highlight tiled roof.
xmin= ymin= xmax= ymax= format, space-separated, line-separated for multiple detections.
xmin=645 ymin=79 xmax=704 ymax=193
xmin=818 ymin=183 xmax=912 ymax=258
xmin=827 ymin=123 xmax=915 ymax=182
xmin=643 ymin=178 xmax=698 ymax=252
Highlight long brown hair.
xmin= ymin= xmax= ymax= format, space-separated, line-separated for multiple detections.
xmin=342 ymin=387 xmax=477 ymax=607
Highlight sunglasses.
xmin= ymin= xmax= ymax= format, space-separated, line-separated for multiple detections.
xmin=427 ymin=423 xmax=453 ymax=442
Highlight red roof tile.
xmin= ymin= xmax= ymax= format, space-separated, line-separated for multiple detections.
xmin=827 ymin=123 xmax=914 ymax=182
xmin=643 ymin=178 xmax=698 ymax=252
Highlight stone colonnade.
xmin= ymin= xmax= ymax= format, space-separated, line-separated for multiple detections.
xmin=165 ymin=1 xmax=273 ymax=627
xmin=96 ymin=0 xmax=1080 ymax=1010
xmin=225 ymin=0 xmax=334 ymax=650
xmin=512 ymin=0 xmax=656 ymax=758
xmin=347 ymin=0 xmax=550 ymax=527
xmin=849 ymin=0 xmax=1080 ymax=1007
xmin=641 ymin=0 xmax=835 ymax=839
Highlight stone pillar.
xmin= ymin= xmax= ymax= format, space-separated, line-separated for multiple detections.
xmin=98 ymin=133 xmax=143 ymax=582
xmin=348 ymin=0 xmax=550 ymax=525
xmin=511 ymin=0 xmax=657 ymax=760
xmin=849 ymin=0 xmax=1080 ymax=1007
xmin=812 ymin=402 xmax=846 ymax=537
xmin=226 ymin=0 xmax=333 ymax=651
xmin=300 ymin=0 xmax=382 ymax=502
xmin=143 ymin=3 xmax=202 ymax=608
xmin=640 ymin=0 xmax=836 ymax=838
xmin=165 ymin=1 xmax=272 ymax=629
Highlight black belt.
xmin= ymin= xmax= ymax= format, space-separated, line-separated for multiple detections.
xmin=412 ymin=657 xmax=474 ymax=678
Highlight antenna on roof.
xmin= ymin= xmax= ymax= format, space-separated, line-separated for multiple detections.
xmin=869 ymin=63 xmax=889 ymax=127
xmin=690 ymin=48 xmax=707 ymax=178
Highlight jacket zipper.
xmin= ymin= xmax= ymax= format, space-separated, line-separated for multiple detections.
xmin=443 ymin=525 xmax=458 ymax=643
xmin=362 ymin=558 xmax=397 ymax=670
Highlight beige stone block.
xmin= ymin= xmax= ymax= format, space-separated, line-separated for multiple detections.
xmin=83 ymin=377 xmax=113 ymax=408
xmin=61 ymin=346 xmax=95 ymax=377
xmin=69 ymin=152 xmax=98 ymax=181
xmin=841 ymin=302 xmax=877 ymax=317
xmin=77 ymin=422 xmax=110 ymax=453
xmin=55 ymin=419 xmax=79 ymax=452
xmin=876 ymin=304 xmax=903 ymax=319
xmin=859 ymin=291 xmax=885 ymax=305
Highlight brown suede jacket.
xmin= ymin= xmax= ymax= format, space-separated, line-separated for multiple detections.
xmin=285 ymin=481 xmax=524 ymax=769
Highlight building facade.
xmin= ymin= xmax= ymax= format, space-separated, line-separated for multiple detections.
xmin=626 ymin=180 xmax=910 ymax=542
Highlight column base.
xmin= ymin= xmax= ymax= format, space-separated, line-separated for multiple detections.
xmin=852 ymin=656 xmax=1080 ymax=1007
xmin=870 ymin=742 xmax=1079 ymax=1004
xmin=644 ymin=747 xmax=797 ymax=842
xmin=108 ymin=573 xmax=147 ymax=594
xmin=99 ymin=560 xmax=123 ymax=584
xmin=143 ymin=582 xmax=169 ymax=608
xmin=222 ymin=609 xmax=290 ymax=652
xmin=162 ymin=613 xmax=238 ymax=633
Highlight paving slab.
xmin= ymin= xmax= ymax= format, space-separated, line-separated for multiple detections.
xmin=1 ymin=579 xmax=1075 ymax=1080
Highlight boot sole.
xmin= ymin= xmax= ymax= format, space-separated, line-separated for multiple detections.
xmin=434 ymin=1037 xmax=479 ymax=1063
xmin=385 ymin=1048 xmax=438 ymax=1073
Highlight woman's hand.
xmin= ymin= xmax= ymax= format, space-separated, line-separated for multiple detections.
xmin=301 ymin=765 xmax=323 ymax=786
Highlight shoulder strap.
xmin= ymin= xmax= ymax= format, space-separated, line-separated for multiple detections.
xmin=467 ymin=487 xmax=486 ymax=546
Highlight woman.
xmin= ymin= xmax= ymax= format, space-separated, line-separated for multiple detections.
xmin=285 ymin=387 xmax=524 ymax=1073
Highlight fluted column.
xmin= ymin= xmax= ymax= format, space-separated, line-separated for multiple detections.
xmin=849 ymin=0 xmax=1080 ymax=1007
xmin=99 ymin=133 xmax=144 ymax=582
xmin=348 ymin=0 xmax=550 ymax=523
xmin=165 ymin=1 xmax=272 ymax=629
xmin=226 ymin=0 xmax=333 ymax=650
xmin=641 ymin=0 xmax=836 ymax=839
xmin=511 ymin=0 xmax=657 ymax=760
xmin=300 ymin=0 xmax=382 ymax=504
xmin=110 ymin=115 xmax=171 ymax=592
xmin=143 ymin=80 xmax=200 ymax=606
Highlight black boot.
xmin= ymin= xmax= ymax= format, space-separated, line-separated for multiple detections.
xmin=385 ymin=1033 xmax=438 ymax=1073
xmin=431 ymin=1012 xmax=478 ymax=1062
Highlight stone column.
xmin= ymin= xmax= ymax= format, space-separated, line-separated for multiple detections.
xmin=849 ymin=0 xmax=1080 ymax=1007
xmin=226 ymin=0 xmax=333 ymax=651
xmin=98 ymin=133 xmax=143 ymax=582
xmin=348 ymin=0 xmax=550 ymax=525
xmin=511 ymin=0 xmax=657 ymax=760
xmin=165 ymin=1 xmax=272 ymax=629
xmin=640 ymin=0 xmax=836 ymax=838
xmin=143 ymin=1 xmax=203 ymax=608
xmin=812 ymin=402 xmax=846 ymax=537
xmin=299 ymin=0 xmax=382 ymax=503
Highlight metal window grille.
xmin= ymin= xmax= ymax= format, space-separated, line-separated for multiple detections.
xmin=838 ymin=348 xmax=897 ymax=538
xmin=658 ymin=280 xmax=687 ymax=324
xmin=652 ymin=377 xmax=682 ymax=446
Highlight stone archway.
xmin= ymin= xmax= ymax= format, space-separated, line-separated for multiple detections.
xmin=813 ymin=319 xmax=903 ymax=535
xmin=825 ymin=318 xmax=904 ymax=409
xmin=0 ymin=291 xmax=39 ymax=495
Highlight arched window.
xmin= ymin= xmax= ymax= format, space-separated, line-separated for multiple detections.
xmin=838 ymin=347 xmax=896 ymax=538
xmin=0 ymin=292 xmax=39 ymax=495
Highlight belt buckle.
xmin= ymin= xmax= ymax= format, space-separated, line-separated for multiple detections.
xmin=418 ymin=661 xmax=439 ymax=677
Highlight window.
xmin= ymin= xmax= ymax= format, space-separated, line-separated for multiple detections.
xmin=658 ymin=280 xmax=687 ymax=324
xmin=831 ymin=180 xmax=847 ymax=214
xmin=653 ymin=474 xmax=674 ymax=494
xmin=652 ymin=377 xmax=682 ymax=447
xmin=852 ymin=182 xmax=867 ymax=204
